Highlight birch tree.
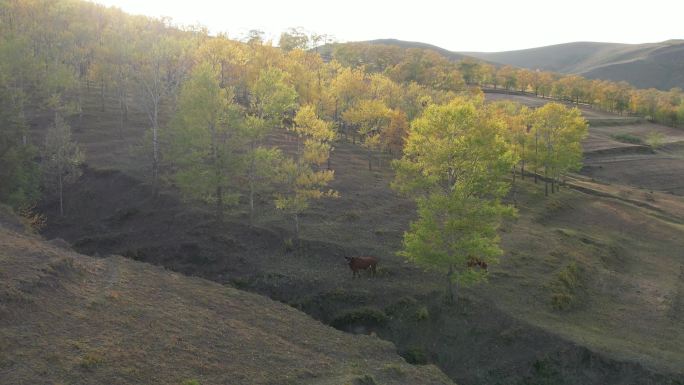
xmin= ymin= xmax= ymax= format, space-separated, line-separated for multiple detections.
xmin=134 ymin=34 xmax=191 ymax=191
xmin=531 ymin=103 xmax=587 ymax=195
xmin=42 ymin=114 xmax=84 ymax=217
xmin=276 ymin=105 xmax=337 ymax=241
xmin=169 ymin=63 xmax=243 ymax=221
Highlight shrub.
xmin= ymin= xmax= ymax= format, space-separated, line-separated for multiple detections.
xmin=415 ymin=306 xmax=429 ymax=321
xmin=401 ymin=347 xmax=428 ymax=365
xmin=331 ymin=307 xmax=388 ymax=329
xmin=283 ymin=237 xmax=294 ymax=253
xmin=549 ymin=262 xmax=583 ymax=311
xmin=79 ymin=352 xmax=104 ymax=369
xmin=18 ymin=205 xmax=46 ymax=233
xmin=611 ymin=133 xmax=642 ymax=144
xmin=382 ymin=363 xmax=406 ymax=377
xmin=355 ymin=375 xmax=377 ymax=385
xmin=644 ymin=191 xmax=656 ymax=202
xmin=646 ymin=131 xmax=664 ymax=149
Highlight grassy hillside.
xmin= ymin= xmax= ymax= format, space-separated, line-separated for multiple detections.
xmin=4 ymin=2 xmax=682 ymax=381
xmin=0 ymin=207 xmax=454 ymax=385
xmin=464 ymin=40 xmax=684 ymax=90
xmin=29 ymin=87 xmax=684 ymax=385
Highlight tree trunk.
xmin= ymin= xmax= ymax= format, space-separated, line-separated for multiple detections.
xmin=368 ymin=150 xmax=372 ymax=171
xmin=100 ymin=77 xmax=106 ymax=112
xmin=293 ymin=213 xmax=300 ymax=241
xmin=118 ymin=90 xmax=128 ymax=139
xmin=512 ymin=166 xmax=516 ymax=185
xmin=216 ymin=185 xmax=223 ymax=223
xmin=534 ymin=135 xmax=539 ymax=184
xmin=249 ymin=181 xmax=255 ymax=226
xmin=77 ymin=87 xmax=83 ymax=124
xmin=152 ymin=105 xmax=159 ymax=195
xmin=58 ymin=172 xmax=64 ymax=217
xmin=446 ymin=265 xmax=455 ymax=303
xmin=327 ymin=153 xmax=331 ymax=170
xmin=545 ymin=169 xmax=549 ymax=197
xmin=521 ymin=142 xmax=525 ymax=180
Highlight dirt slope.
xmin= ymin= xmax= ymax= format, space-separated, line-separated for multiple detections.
xmin=0 ymin=210 xmax=453 ymax=385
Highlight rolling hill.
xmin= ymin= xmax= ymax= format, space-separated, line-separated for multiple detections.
xmin=353 ymin=38 xmax=684 ymax=90
xmin=0 ymin=206 xmax=454 ymax=385
xmin=463 ymin=40 xmax=684 ymax=90
xmin=364 ymin=39 xmax=472 ymax=61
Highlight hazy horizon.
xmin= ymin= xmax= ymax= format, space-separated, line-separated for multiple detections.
xmin=90 ymin=0 xmax=683 ymax=52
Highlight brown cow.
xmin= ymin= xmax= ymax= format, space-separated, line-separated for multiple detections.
xmin=345 ymin=256 xmax=378 ymax=278
xmin=467 ymin=257 xmax=488 ymax=272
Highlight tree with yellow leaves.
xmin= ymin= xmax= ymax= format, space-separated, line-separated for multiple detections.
xmin=276 ymin=105 xmax=338 ymax=241
xmin=393 ymin=97 xmax=517 ymax=301
xmin=342 ymin=99 xmax=391 ymax=170
xmin=530 ymin=103 xmax=588 ymax=195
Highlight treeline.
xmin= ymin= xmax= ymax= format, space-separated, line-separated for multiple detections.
xmin=329 ymin=43 xmax=684 ymax=127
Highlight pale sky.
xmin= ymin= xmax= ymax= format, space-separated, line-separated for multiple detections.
xmin=90 ymin=0 xmax=683 ymax=52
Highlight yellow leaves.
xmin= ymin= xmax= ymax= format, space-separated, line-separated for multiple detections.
xmin=398 ymin=97 xmax=516 ymax=197
xmin=369 ymin=73 xmax=403 ymax=109
xmin=294 ymin=105 xmax=336 ymax=143
xmin=195 ymin=39 xmax=249 ymax=75
xmin=275 ymin=167 xmax=337 ymax=215
xmin=293 ymin=105 xmax=336 ymax=164
xmin=330 ymin=66 xmax=368 ymax=106
xmin=394 ymin=98 xmax=516 ymax=285
xmin=302 ymin=139 xmax=331 ymax=165
xmin=276 ymin=104 xmax=338 ymax=217
xmin=342 ymin=99 xmax=390 ymax=128
xmin=530 ymin=102 xmax=589 ymax=175
xmin=295 ymin=169 xmax=335 ymax=191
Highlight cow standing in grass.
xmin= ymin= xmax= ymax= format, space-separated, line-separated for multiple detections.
xmin=345 ymin=256 xmax=378 ymax=278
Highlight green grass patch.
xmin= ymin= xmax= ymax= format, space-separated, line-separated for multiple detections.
xmin=79 ymin=352 xmax=104 ymax=370
xmin=611 ymin=133 xmax=643 ymax=144
xmin=354 ymin=374 xmax=378 ymax=385
xmin=382 ymin=363 xmax=407 ymax=377
xmin=331 ymin=307 xmax=388 ymax=329
xmin=401 ymin=347 xmax=428 ymax=365
xmin=549 ymin=262 xmax=584 ymax=311
xmin=415 ymin=306 xmax=429 ymax=321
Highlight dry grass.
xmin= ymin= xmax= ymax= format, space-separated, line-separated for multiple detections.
xmin=0 ymin=220 xmax=453 ymax=385
xmin=492 ymin=179 xmax=684 ymax=374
